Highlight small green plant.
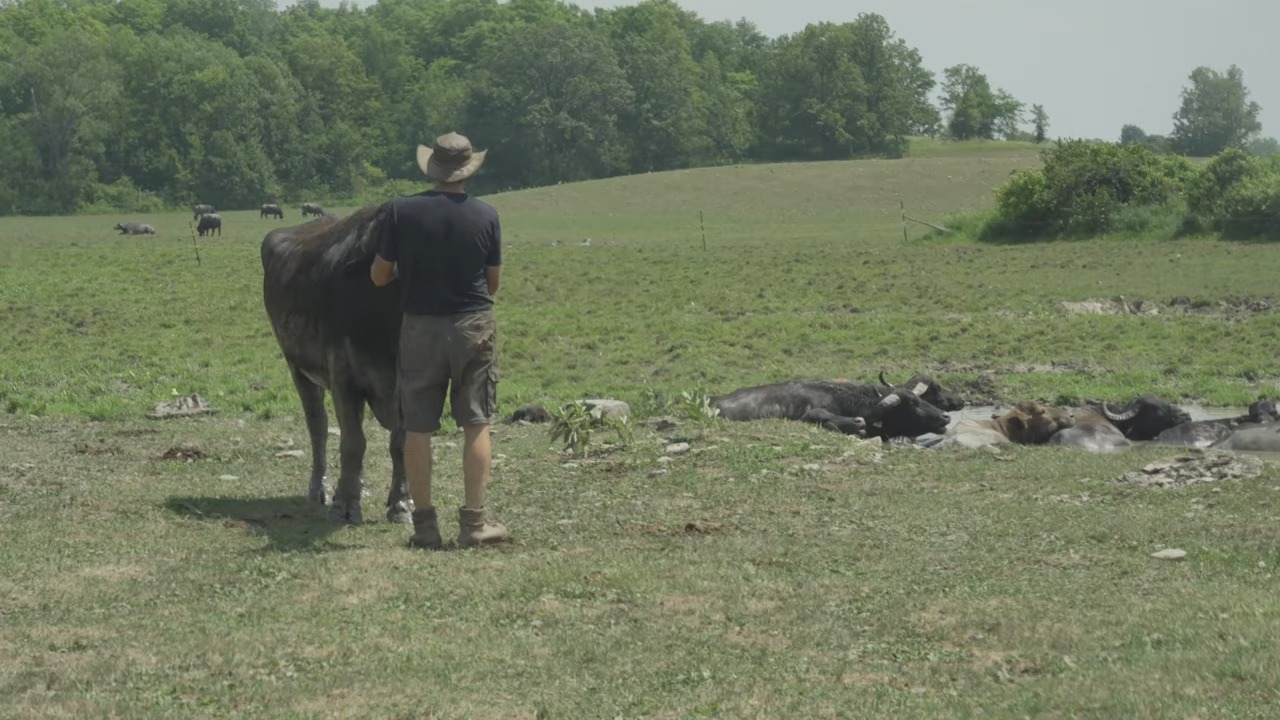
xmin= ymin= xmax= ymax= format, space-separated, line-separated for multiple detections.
xmin=676 ymin=389 xmax=721 ymax=425
xmin=550 ymin=402 xmax=636 ymax=456
xmin=549 ymin=401 xmax=595 ymax=456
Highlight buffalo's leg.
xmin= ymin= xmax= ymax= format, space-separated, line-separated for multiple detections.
xmin=385 ymin=428 xmax=414 ymax=524
xmin=800 ymin=408 xmax=867 ymax=437
xmin=289 ymin=364 xmax=330 ymax=505
xmin=329 ymin=382 xmax=367 ymax=525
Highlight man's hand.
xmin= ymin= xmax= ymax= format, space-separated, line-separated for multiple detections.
xmin=370 ymin=254 xmax=397 ymax=287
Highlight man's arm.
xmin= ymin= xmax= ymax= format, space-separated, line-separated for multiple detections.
xmin=485 ymin=265 xmax=500 ymax=297
xmin=371 ymin=255 xmax=397 ymax=287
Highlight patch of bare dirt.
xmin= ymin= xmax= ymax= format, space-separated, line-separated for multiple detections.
xmin=1060 ymin=296 xmax=1274 ymax=317
xmin=159 ymin=446 xmax=207 ymax=461
xmin=1116 ymin=450 xmax=1264 ymax=489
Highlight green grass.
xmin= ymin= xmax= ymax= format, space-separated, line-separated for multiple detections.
xmin=3 ymin=150 xmax=1280 ymax=718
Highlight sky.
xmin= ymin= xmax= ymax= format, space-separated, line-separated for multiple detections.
xmin=303 ymin=0 xmax=1279 ymax=141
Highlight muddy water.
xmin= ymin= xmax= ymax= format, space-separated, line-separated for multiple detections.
xmin=945 ymin=405 xmax=1280 ymax=463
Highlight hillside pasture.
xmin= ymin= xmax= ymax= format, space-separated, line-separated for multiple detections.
xmin=2 ymin=148 xmax=1280 ymax=718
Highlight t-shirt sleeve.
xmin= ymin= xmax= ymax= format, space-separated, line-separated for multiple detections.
xmin=378 ymin=201 xmax=399 ymax=262
xmin=486 ymin=215 xmax=502 ymax=267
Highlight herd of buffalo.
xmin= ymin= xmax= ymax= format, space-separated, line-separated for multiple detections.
xmin=112 ymin=202 xmax=327 ymax=238
xmin=250 ymin=199 xmax=1280 ymax=525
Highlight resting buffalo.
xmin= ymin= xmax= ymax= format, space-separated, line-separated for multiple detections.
xmin=925 ymin=401 xmax=1074 ymax=451
xmin=114 ymin=222 xmax=155 ymax=235
xmin=261 ymin=203 xmax=284 ymax=219
xmin=1212 ymin=421 xmax=1280 ymax=452
xmin=1049 ymin=395 xmax=1191 ymax=452
xmin=196 ymin=213 xmax=222 ymax=237
xmin=193 ymin=204 xmax=214 ymax=220
xmin=877 ymin=372 xmax=966 ymax=412
xmin=1156 ymin=398 xmax=1280 ymax=448
xmin=261 ymin=201 xmax=411 ymax=525
xmin=301 ymin=202 xmax=325 ymax=218
xmin=709 ymin=379 xmax=950 ymax=440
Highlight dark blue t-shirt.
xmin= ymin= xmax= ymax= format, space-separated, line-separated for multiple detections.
xmin=378 ymin=191 xmax=502 ymax=316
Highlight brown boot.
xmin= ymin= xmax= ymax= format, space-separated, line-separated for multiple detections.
xmin=408 ymin=507 xmax=443 ymax=550
xmin=457 ymin=506 xmax=511 ymax=548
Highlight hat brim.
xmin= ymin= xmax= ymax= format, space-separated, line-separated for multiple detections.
xmin=417 ymin=144 xmax=487 ymax=183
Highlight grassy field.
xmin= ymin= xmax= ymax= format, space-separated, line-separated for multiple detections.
xmin=3 ymin=141 xmax=1280 ymax=718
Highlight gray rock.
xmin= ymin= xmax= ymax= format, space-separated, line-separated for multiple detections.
xmin=583 ymin=399 xmax=631 ymax=422
xmin=664 ymin=442 xmax=691 ymax=455
xmin=1150 ymin=548 xmax=1187 ymax=561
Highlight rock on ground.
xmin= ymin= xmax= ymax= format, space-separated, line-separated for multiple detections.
xmin=1116 ymin=449 xmax=1263 ymax=489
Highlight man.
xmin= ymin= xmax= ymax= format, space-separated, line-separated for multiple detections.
xmin=371 ymin=132 xmax=510 ymax=550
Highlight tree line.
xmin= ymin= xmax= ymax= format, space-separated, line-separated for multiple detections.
xmin=0 ymin=0 xmax=1044 ymax=214
xmin=0 ymin=0 xmax=1267 ymax=216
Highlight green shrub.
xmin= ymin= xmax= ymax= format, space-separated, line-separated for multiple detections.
xmin=1219 ymin=171 xmax=1280 ymax=240
xmin=1185 ymin=147 xmax=1257 ymax=220
xmin=982 ymin=140 xmax=1195 ymax=240
xmin=992 ymin=169 xmax=1050 ymax=236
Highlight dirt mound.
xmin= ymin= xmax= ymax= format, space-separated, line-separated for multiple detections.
xmin=1116 ymin=450 xmax=1264 ymax=489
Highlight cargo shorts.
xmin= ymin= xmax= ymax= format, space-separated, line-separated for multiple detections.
xmin=397 ymin=310 xmax=498 ymax=433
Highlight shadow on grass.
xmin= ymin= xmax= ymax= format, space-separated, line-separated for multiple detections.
xmin=164 ymin=494 xmax=356 ymax=554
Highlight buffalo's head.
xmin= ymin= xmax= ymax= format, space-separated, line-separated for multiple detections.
xmin=864 ymin=389 xmax=950 ymax=439
xmin=879 ymin=371 xmax=965 ymax=411
xmin=994 ymin=400 xmax=1074 ymax=444
xmin=1094 ymin=395 xmax=1191 ymax=440
xmin=1248 ymin=398 xmax=1280 ymax=423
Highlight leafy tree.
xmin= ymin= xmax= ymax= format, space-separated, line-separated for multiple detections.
xmin=600 ymin=0 xmax=709 ymax=171
xmin=1031 ymin=104 xmax=1048 ymax=143
xmin=467 ymin=21 xmax=633 ymax=190
xmin=760 ymin=16 xmax=934 ymax=159
xmin=1120 ymin=124 xmax=1147 ymax=145
xmin=1171 ymin=65 xmax=1262 ymax=156
xmin=940 ymin=64 xmax=1021 ymax=140
xmin=1245 ymin=136 xmax=1280 ymax=157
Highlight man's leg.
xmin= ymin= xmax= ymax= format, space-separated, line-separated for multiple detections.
xmin=457 ymin=422 xmax=509 ymax=547
xmin=461 ymin=423 xmax=489 ymax=510
xmin=405 ymin=430 xmax=434 ymax=510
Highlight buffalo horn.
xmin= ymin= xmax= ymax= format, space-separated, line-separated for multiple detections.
xmin=1101 ymin=401 xmax=1139 ymax=422
xmin=878 ymin=371 xmax=894 ymax=388
xmin=877 ymin=393 xmax=902 ymax=408
xmin=911 ymin=382 xmax=929 ymax=396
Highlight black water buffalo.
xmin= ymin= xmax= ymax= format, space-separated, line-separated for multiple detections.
xmin=877 ymin=372 xmax=966 ymax=412
xmin=114 ymin=222 xmax=155 ymax=235
xmin=1212 ymin=421 xmax=1280 ymax=452
xmin=1049 ymin=395 xmax=1191 ymax=452
xmin=261 ymin=203 xmax=284 ymax=219
xmin=924 ymin=401 xmax=1074 ymax=451
xmin=1155 ymin=398 xmax=1280 ymax=448
xmin=261 ymin=201 xmax=411 ymax=525
xmin=196 ymin=213 xmax=222 ymax=237
xmin=301 ymin=202 xmax=325 ymax=218
xmin=709 ymin=379 xmax=951 ymax=440
xmin=193 ymin=204 xmax=214 ymax=220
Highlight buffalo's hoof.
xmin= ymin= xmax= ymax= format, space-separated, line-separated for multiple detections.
xmin=385 ymin=500 xmax=414 ymax=525
xmin=307 ymin=481 xmax=330 ymax=506
xmin=328 ymin=498 xmax=364 ymax=525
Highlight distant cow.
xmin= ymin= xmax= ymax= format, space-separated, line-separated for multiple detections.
xmin=924 ymin=401 xmax=1074 ymax=451
xmin=1156 ymin=398 xmax=1280 ymax=448
xmin=114 ymin=222 xmax=156 ymax=235
xmin=709 ymin=379 xmax=951 ymax=440
xmin=196 ymin=213 xmax=222 ymax=237
xmin=261 ymin=201 xmax=411 ymax=525
xmin=876 ymin=372 xmax=966 ymax=412
xmin=193 ymin=204 xmax=214 ymax=220
xmin=1049 ymin=395 xmax=1191 ymax=452
xmin=301 ymin=202 xmax=325 ymax=218
xmin=261 ymin=203 xmax=284 ymax=219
